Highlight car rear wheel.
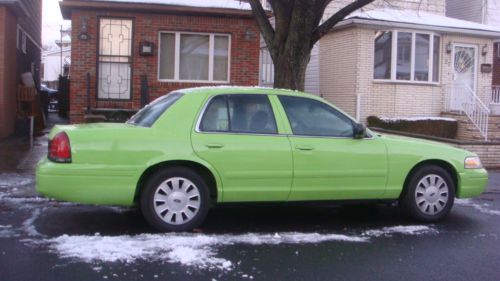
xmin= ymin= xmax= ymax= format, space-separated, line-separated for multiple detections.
xmin=402 ymin=165 xmax=455 ymax=222
xmin=140 ymin=167 xmax=210 ymax=232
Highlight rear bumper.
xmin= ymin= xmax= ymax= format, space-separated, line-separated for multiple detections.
xmin=36 ymin=157 xmax=138 ymax=206
xmin=457 ymin=168 xmax=488 ymax=198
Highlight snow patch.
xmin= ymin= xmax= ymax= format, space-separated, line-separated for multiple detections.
xmin=46 ymin=232 xmax=369 ymax=270
xmin=456 ymin=199 xmax=500 ymax=216
xmin=44 ymin=226 xmax=439 ymax=271
xmin=347 ymin=8 xmax=500 ymax=33
xmin=101 ymin=0 xmax=252 ymax=10
xmin=363 ymin=225 xmax=436 ymax=237
xmin=379 ymin=116 xmax=456 ymax=122
xmin=22 ymin=209 xmax=44 ymax=237
xmin=0 ymin=225 xmax=19 ymax=238
xmin=0 ymin=173 xmax=34 ymax=188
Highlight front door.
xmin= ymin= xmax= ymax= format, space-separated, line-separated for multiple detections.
xmin=191 ymin=94 xmax=293 ymax=202
xmin=450 ymin=44 xmax=477 ymax=111
xmin=277 ymin=95 xmax=388 ymax=201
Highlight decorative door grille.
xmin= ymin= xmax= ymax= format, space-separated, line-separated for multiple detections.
xmin=98 ymin=18 xmax=133 ymax=100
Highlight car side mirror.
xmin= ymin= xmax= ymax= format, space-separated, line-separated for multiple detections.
xmin=353 ymin=123 xmax=366 ymax=139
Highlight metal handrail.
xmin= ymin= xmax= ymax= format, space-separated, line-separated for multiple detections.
xmin=445 ymin=84 xmax=490 ymax=141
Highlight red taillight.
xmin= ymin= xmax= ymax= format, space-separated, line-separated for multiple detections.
xmin=48 ymin=132 xmax=72 ymax=163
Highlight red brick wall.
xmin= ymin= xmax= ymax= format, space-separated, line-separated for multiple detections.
xmin=70 ymin=10 xmax=260 ymax=123
xmin=0 ymin=6 xmax=19 ymax=138
xmin=494 ymin=43 xmax=500 ymax=86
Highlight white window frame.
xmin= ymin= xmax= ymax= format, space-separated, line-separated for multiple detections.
xmin=374 ymin=29 xmax=441 ymax=85
xmin=158 ymin=31 xmax=231 ymax=83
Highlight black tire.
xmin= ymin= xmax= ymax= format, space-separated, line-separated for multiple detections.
xmin=401 ymin=165 xmax=455 ymax=222
xmin=140 ymin=167 xmax=210 ymax=232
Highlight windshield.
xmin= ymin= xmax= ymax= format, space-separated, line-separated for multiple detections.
xmin=127 ymin=92 xmax=184 ymax=127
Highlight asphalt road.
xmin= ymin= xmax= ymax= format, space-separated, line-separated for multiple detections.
xmin=0 ymin=137 xmax=499 ymax=281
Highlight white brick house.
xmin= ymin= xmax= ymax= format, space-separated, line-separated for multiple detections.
xmin=259 ymin=0 xmax=500 ymax=140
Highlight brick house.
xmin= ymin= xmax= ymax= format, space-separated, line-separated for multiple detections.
xmin=59 ymin=0 xmax=260 ymax=123
xmin=0 ymin=0 xmax=42 ymax=139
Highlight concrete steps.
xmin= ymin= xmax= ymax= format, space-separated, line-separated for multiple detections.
xmin=441 ymin=112 xmax=500 ymax=141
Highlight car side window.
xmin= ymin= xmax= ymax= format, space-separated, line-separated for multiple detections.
xmin=200 ymin=95 xmax=230 ymax=132
xmin=278 ymin=95 xmax=354 ymax=137
xmin=199 ymin=94 xmax=278 ymax=134
xmin=227 ymin=95 xmax=277 ymax=134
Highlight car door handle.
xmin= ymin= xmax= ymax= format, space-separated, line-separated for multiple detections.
xmin=205 ymin=143 xmax=224 ymax=149
xmin=295 ymin=145 xmax=314 ymax=151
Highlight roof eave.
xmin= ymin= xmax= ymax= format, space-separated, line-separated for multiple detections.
xmin=59 ymin=0 xmax=257 ymax=20
xmin=0 ymin=0 xmax=30 ymax=17
xmin=334 ymin=18 xmax=500 ymax=38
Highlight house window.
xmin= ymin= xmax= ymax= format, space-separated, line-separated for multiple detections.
xmin=158 ymin=32 xmax=231 ymax=82
xmin=373 ymin=30 xmax=440 ymax=83
xmin=98 ymin=18 xmax=133 ymax=100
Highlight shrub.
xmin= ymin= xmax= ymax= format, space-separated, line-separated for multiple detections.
xmin=367 ymin=116 xmax=458 ymax=139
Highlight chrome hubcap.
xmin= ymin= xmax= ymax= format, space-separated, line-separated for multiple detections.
xmin=415 ymin=174 xmax=449 ymax=215
xmin=153 ymin=177 xmax=201 ymax=225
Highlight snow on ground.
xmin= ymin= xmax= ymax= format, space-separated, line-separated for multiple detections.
xmin=0 ymin=225 xmax=19 ymax=238
xmin=362 ymin=225 xmax=436 ymax=237
xmin=379 ymin=117 xmax=457 ymax=122
xmin=44 ymin=226 xmax=436 ymax=272
xmin=456 ymin=199 xmax=500 ymax=216
xmin=0 ymin=173 xmax=34 ymax=188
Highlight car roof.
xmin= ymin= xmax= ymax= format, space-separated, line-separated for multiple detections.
xmin=177 ymin=86 xmax=318 ymax=99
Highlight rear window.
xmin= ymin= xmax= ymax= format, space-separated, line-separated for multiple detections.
xmin=127 ymin=92 xmax=183 ymax=127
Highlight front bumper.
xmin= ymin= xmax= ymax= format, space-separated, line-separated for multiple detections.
xmin=457 ymin=168 xmax=488 ymax=198
xmin=36 ymin=157 xmax=138 ymax=206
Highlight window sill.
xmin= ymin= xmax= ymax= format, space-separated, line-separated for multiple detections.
xmin=373 ymin=79 xmax=440 ymax=86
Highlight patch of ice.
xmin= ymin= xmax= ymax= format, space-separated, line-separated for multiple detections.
xmin=455 ymin=199 xmax=500 ymax=216
xmin=0 ymin=225 xmax=19 ymax=238
xmin=363 ymin=225 xmax=436 ymax=237
xmin=22 ymin=209 xmax=44 ymax=237
xmin=0 ymin=173 xmax=34 ymax=188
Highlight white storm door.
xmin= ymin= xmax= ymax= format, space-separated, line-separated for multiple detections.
xmin=450 ymin=44 xmax=477 ymax=111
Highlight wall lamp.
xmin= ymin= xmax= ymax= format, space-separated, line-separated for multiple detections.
xmin=482 ymin=44 xmax=488 ymax=56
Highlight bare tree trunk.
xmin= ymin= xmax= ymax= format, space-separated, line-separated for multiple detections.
xmin=248 ymin=0 xmax=374 ymax=91
xmin=273 ymin=50 xmax=310 ymax=91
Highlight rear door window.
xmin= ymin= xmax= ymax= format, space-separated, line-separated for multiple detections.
xmin=199 ymin=94 xmax=278 ymax=134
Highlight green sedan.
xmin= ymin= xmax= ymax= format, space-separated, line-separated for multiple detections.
xmin=36 ymin=87 xmax=488 ymax=231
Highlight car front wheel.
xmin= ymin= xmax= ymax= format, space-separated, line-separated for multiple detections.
xmin=402 ymin=165 xmax=455 ymax=222
xmin=140 ymin=167 xmax=210 ymax=232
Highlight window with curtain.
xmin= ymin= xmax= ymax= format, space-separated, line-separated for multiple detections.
xmin=98 ymin=18 xmax=133 ymax=100
xmin=159 ymin=32 xmax=230 ymax=82
xmin=373 ymin=30 xmax=440 ymax=83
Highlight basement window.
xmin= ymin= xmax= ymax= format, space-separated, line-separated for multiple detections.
xmin=374 ymin=30 xmax=441 ymax=84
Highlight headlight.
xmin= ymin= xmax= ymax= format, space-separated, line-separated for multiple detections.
xmin=465 ymin=156 xmax=483 ymax=169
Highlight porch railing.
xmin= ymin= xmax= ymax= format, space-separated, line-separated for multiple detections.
xmin=445 ymin=84 xmax=490 ymax=141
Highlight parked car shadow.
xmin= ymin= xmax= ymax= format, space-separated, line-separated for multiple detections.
xmin=33 ymin=202 xmax=477 ymax=237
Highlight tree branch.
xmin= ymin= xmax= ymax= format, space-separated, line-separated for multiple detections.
xmin=311 ymin=0 xmax=374 ymax=44
xmin=247 ymin=0 xmax=275 ymax=53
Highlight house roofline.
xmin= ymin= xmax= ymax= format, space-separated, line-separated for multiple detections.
xmin=0 ymin=0 xmax=31 ymax=17
xmin=334 ymin=18 xmax=500 ymax=39
xmin=60 ymin=0 xmax=260 ymax=20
